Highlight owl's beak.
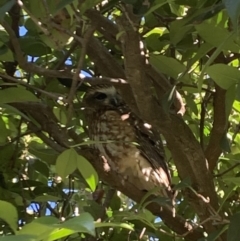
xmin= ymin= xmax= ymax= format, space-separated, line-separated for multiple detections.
xmin=110 ymin=96 xmax=122 ymax=107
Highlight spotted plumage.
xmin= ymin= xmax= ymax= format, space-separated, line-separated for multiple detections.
xmin=83 ymin=84 xmax=172 ymax=197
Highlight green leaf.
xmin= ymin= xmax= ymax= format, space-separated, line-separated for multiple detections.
xmin=206 ymin=64 xmax=240 ymax=89
xmin=56 ymin=0 xmax=76 ymax=12
xmin=227 ymin=212 xmax=240 ymax=241
xmin=95 ymin=222 xmax=134 ymax=231
xmin=55 ymin=148 xmax=77 ymax=178
xmin=18 ymin=217 xmax=58 ymax=240
xmin=0 ymin=201 xmax=18 ymax=233
xmin=195 ymin=22 xmax=239 ymax=52
xmin=170 ymin=21 xmax=193 ymax=45
xmin=0 ymin=86 xmax=39 ymax=103
xmin=28 ymin=141 xmax=58 ymax=166
xmin=223 ymin=0 xmax=240 ymax=30
xmin=0 ymin=235 xmax=38 ymax=241
xmin=80 ymin=0 xmax=103 ymax=14
xmin=138 ymin=187 xmax=160 ymax=208
xmin=1 ymin=104 xmax=31 ymax=120
xmin=60 ymin=213 xmax=95 ymax=236
xmin=236 ymin=83 xmax=240 ymax=101
xmin=225 ymin=84 xmax=236 ymax=118
xmin=53 ymin=107 xmax=67 ymax=125
xmin=173 ymin=177 xmax=192 ymax=190
xmin=149 ymin=55 xmax=189 ymax=82
xmin=188 ymin=42 xmax=213 ymax=67
xmin=223 ymin=177 xmax=240 ymax=185
xmin=34 ymin=195 xmax=59 ymax=202
xmin=144 ymin=0 xmax=169 ymax=16
xmin=0 ymin=45 xmax=14 ymax=61
xmin=30 ymin=159 xmax=50 ymax=178
xmin=113 ymin=210 xmax=155 ymax=229
xmin=19 ymin=36 xmax=51 ymax=57
xmin=0 ymin=116 xmax=8 ymax=144
xmin=42 ymin=229 xmax=76 ymax=241
xmin=39 ymin=215 xmax=95 ymax=241
xmin=0 ymin=0 xmax=15 ymax=20
xmin=205 ymin=225 xmax=228 ymax=241
xmin=76 ymin=154 xmax=99 ymax=191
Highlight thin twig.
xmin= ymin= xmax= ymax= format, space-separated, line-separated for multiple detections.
xmin=66 ymin=25 xmax=96 ymax=125
xmin=179 ymin=217 xmax=212 ymax=237
xmin=0 ymin=73 xmax=66 ymax=101
xmin=54 ymin=41 xmax=79 ymax=70
xmin=214 ymin=162 xmax=240 ymax=177
xmin=50 ymin=21 xmax=83 ymax=44
xmin=28 ymin=123 xmax=66 ymax=153
xmin=0 ymin=130 xmax=34 ymax=149
xmin=17 ymin=0 xmax=50 ymax=35
xmin=0 ymin=20 xmax=77 ymax=79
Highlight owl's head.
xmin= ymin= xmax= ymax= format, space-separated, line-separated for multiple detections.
xmin=83 ymin=85 xmax=124 ymax=110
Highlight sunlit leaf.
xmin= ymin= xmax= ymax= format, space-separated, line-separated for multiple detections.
xmin=206 ymin=64 xmax=240 ymax=89
xmin=149 ymin=55 xmax=189 ymax=82
xmin=195 ymin=22 xmax=239 ymax=52
xmin=144 ymin=0 xmax=169 ymax=16
xmin=60 ymin=213 xmax=95 ymax=236
xmin=18 ymin=216 xmax=58 ymax=239
xmin=76 ymin=154 xmax=99 ymax=191
xmin=95 ymin=222 xmax=134 ymax=231
xmin=0 ymin=201 xmax=18 ymax=233
xmin=56 ymin=148 xmax=77 ymax=178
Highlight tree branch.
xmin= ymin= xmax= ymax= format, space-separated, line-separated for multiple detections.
xmin=0 ymin=20 xmax=80 ymax=79
xmin=115 ymin=7 xmax=219 ymax=233
xmin=205 ymin=84 xmax=227 ymax=171
xmin=116 ymin=5 xmax=156 ymax=121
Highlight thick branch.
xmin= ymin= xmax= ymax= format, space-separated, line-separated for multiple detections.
xmin=86 ymin=36 xmax=126 ymax=79
xmin=116 ymin=6 xmax=157 ymax=121
xmin=205 ymin=85 xmax=227 ymax=171
xmin=115 ymin=6 xmax=219 ymax=233
xmin=85 ymin=9 xmax=119 ymax=45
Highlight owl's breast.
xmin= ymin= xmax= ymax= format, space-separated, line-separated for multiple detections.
xmin=90 ymin=110 xmax=136 ymax=158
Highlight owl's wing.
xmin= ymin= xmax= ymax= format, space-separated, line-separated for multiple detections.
xmin=118 ymin=106 xmax=171 ymax=189
xmin=134 ymin=115 xmax=171 ymax=188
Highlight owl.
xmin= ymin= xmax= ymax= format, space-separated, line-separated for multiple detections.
xmin=83 ymin=84 xmax=172 ymax=198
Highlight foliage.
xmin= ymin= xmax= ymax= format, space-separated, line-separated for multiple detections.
xmin=0 ymin=0 xmax=240 ymax=240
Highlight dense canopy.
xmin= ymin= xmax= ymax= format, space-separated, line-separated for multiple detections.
xmin=0 ymin=0 xmax=240 ymax=241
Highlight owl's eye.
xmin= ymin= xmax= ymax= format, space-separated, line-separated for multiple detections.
xmin=95 ymin=92 xmax=107 ymax=100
